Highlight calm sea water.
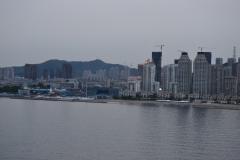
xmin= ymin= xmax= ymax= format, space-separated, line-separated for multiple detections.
xmin=0 ymin=98 xmax=240 ymax=160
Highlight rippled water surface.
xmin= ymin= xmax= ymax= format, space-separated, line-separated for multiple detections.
xmin=0 ymin=98 xmax=240 ymax=160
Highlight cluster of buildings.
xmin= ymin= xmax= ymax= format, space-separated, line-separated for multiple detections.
xmin=2 ymin=48 xmax=240 ymax=102
xmin=119 ymin=49 xmax=240 ymax=102
xmin=83 ymin=66 xmax=130 ymax=80
xmin=0 ymin=67 xmax=14 ymax=79
xmin=120 ymin=48 xmax=240 ymax=100
xmin=23 ymin=63 xmax=73 ymax=80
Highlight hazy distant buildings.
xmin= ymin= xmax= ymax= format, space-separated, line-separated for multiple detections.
xmin=96 ymin=69 xmax=107 ymax=80
xmin=62 ymin=63 xmax=72 ymax=79
xmin=0 ymin=67 xmax=14 ymax=79
xmin=152 ymin=52 xmax=162 ymax=84
xmin=120 ymin=66 xmax=130 ymax=79
xmin=24 ymin=64 xmax=37 ymax=80
xmin=177 ymin=52 xmax=192 ymax=95
xmin=55 ymin=69 xmax=61 ymax=78
xmin=109 ymin=67 xmax=119 ymax=79
xmin=193 ymin=52 xmax=208 ymax=96
xmin=50 ymin=69 xmax=54 ymax=78
xmin=216 ymin=58 xmax=223 ymax=65
xmin=43 ymin=69 xmax=48 ymax=79
xmin=83 ymin=70 xmax=91 ymax=79
xmin=5 ymin=67 xmax=13 ymax=79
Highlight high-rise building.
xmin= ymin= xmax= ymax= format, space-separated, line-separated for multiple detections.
xmin=142 ymin=62 xmax=159 ymax=92
xmin=24 ymin=64 xmax=37 ymax=80
xmin=137 ymin=64 xmax=144 ymax=90
xmin=83 ymin=70 xmax=91 ymax=79
xmin=0 ymin=67 xmax=2 ymax=78
xmin=236 ymin=63 xmax=240 ymax=95
xmin=55 ymin=69 xmax=61 ymax=78
xmin=124 ymin=66 xmax=130 ymax=79
xmin=216 ymin=58 xmax=223 ymax=65
xmin=62 ymin=63 xmax=72 ymax=79
xmin=223 ymin=66 xmax=231 ymax=77
xmin=174 ymin=59 xmax=179 ymax=64
xmin=152 ymin=52 xmax=162 ymax=84
xmin=232 ymin=63 xmax=238 ymax=77
xmin=228 ymin=58 xmax=236 ymax=67
xmin=208 ymin=65 xmax=224 ymax=95
xmin=109 ymin=67 xmax=119 ymax=79
xmin=50 ymin=69 xmax=54 ymax=78
xmin=1 ymin=67 xmax=14 ymax=79
xmin=203 ymin=52 xmax=212 ymax=64
xmin=96 ymin=69 xmax=107 ymax=80
xmin=138 ymin=64 xmax=143 ymax=77
xmin=224 ymin=76 xmax=237 ymax=96
xmin=4 ymin=68 xmax=9 ymax=78
xmin=193 ymin=52 xmax=209 ymax=96
xmin=163 ymin=64 xmax=178 ymax=94
xmin=43 ymin=69 xmax=48 ymax=79
xmin=238 ymin=57 xmax=240 ymax=63
xmin=177 ymin=52 xmax=192 ymax=95
xmin=10 ymin=67 xmax=14 ymax=79
xmin=228 ymin=58 xmax=236 ymax=76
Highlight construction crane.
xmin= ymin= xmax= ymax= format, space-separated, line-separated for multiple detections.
xmin=177 ymin=50 xmax=187 ymax=53
xmin=154 ymin=45 xmax=164 ymax=52
xmin=198 ymin=47 xmax=216 ymax=52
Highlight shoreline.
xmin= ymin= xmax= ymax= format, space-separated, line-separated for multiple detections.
xmin=5 ymin=96 xmax=240 ymax=110
xmin=100 ymin=99 xmax=240 ymax=110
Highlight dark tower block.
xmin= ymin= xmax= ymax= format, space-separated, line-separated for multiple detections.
xmin=43 ymin=69 xmax=48 ymax=79
xmin=152 ymin=52 xmax=162 ymax=84
xmin=62 ymin=63 xmax=72 ymax=79
xmin=24 ymin=64 xmax=37 ymax=80
xmin=56 ymin=69 xmax=61 ymax=78
xmin=202 ymin=52 xmax=212 ymax=64
xmin=50 ymin=69 xmax=54 ymax=78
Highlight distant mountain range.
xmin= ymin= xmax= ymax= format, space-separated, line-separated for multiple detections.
xmin=13 ymin=59 xmax=138 ymax=78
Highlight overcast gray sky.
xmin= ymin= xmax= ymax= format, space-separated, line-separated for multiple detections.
xmin=0 ymin=0 xmax=240 ymax=68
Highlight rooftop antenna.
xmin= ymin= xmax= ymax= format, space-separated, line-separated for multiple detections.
xmin=233 ymin=46 xmax=236 ymax=59
xmin=154 ymin=45 xmax=164 ymax=52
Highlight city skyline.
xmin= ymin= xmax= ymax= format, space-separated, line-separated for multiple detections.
xmin=1 ymin=0 xmax=240 ymax=68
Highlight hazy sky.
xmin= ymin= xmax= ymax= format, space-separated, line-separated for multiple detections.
xmin=1 ymin=0 xmax=240 ymax=68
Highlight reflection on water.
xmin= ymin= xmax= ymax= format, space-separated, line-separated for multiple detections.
xmin=0 ymin=98 xmax=240 ymax=160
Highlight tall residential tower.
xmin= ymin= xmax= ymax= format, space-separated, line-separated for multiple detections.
xmin=177 ymin=52 xmax=192 ymax=95
xmin=193 ymin=52 xmax=209 ymax=96
xmin=24 ymin=64 xmax=37 ymax=80
xmin=152 ymin=52 xmax=162 ymax=85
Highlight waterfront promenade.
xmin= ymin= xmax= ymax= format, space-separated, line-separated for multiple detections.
xmin=6 ymin=96 xmax=240 ymax=110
